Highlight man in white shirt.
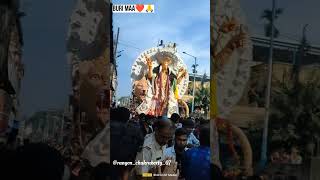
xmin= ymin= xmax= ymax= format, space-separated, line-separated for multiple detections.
xmin=135 ymin=119 xmax=175 ymax=177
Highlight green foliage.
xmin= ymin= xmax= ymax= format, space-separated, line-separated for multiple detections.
xmin=261 ymin=8 xmax=284 ymax=38
xmin=269 ymin=78 xmax=320 ymax=155
xmin=194 ymin=73 xmax=210 ymax=109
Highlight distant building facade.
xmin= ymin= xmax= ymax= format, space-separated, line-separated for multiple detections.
xmin=229 ymin=36 xmax=320 ymax=128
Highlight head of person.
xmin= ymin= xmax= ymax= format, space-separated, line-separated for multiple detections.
xmin=111 ymin=121 xmax=144 ymax=180
xmin=15 ymin=143 xmax=65 ymax=180
xmin=138 ymin=113 xmax=146 ymax=122
xmin=291 ymin=146 xmax=299 ymax=155
xmin=174 ymin=128 xmax=188 ymax=150
xmin=145 ymin=115 xmax=155 ymax=126
xmin=182 ymin=119 xmax=195 ymax=135
xmin=170 ymin=113 xmax=180 ymax=124
xmin=194 ymin=106 xmax=201 ymax=113
xmin=199 ymin=124 xmax=210 ymax=147
xmin=199 ymin=118 xmax=208 ymax=125
xmin=154 ymin=119 xmax=175 ymax=146
xmin=112 ymin=107 xmax=131 ymax=123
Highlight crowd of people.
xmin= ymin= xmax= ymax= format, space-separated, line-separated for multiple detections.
xmin=1 ymin=106 xmax=304 ymax=180
xmin=110 ymin=107 xmax=212 ymax=180
xmin=0 ymin=106 xmax=214 ymax=180
xmin=270 ymin=147 xmax=302 ymax=165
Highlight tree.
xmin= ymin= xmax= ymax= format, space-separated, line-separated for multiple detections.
xmin=194 ymin=73 xmax=210 ymax=116
xmin=269 ymin=78 xmax=320 ymax=157
xmin=261 ymin=8 xmax=284 ymax=38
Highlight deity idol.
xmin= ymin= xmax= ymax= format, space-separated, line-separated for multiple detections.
xmin=139 ymin=52 xmax=187 ymax=118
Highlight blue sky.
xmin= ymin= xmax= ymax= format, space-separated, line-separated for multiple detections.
xmin=241 ymin=0 xmax=320 ymax=45
xmin=112 ymin=0 xmax=210 ymax=98
xmin=20 ymin=0 xmax=73 ymax=117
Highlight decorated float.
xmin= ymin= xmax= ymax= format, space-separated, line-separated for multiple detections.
xmin=211 ymin=0 xmax=253 ymax=176
xmin=131 ymin=43 xmax=190 ymax=118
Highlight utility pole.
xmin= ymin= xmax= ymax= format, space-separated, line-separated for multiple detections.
xmin=113 ymin=27 xmax=120 ymax=104
xmin=293 ymin=24 xmax=308 ymax=85
xmin=182 ymin=52 xmax=198 ymax=113
xmin=260 ymin=0 xmax=276 ymax=168
xmin=192 ymin=58 xmax=198 ymax=113
xmin=114 ymin=27 xmax=120 ymax=58
xmin=60 ymin=107 xmax=66 ymax=144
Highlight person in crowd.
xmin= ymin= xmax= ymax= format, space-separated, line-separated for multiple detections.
xmin=191 ymin=106 xmax=202 ymax=118
xmin=15 ymin=143 xmax=65 ymax=180
xmin=182 ymin=124 xmax=210 ymax=180
xmin=0 ymin=145 xmax=17 ymax=180
xmin=111 ymin=121 xmax=144 ymax=180
xmin=170 ymin=113 xmax=182 ymax=129
xmin=182 ymin=119 xmax=200 ymax=148
xmin=113 ymin=107 xmax=131 ymax=123
xmin=165 ymin=127 xmax=188 ymax=178
xmin=270 ymin=149 xmax=281 ymax=164
xmin=279 ymin=149 xmax=290 ymax=164
xmin=62 ymin=157 xmax=71 ymax=180
xmin=135 ymin=119 xmax=175 ymax=177
xmin=290 ymin=147 xmax=302 ymax=165
xmin=138 ymin=113 xmax=153 ymax=137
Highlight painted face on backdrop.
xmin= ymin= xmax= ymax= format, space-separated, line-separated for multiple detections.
xmin=79 ymin=49 xmax=109 ymax=90
xmin=96 ymin=89 xmax=110 ymax=125
xmin=78 ymin=49 xmax=109 ymax=121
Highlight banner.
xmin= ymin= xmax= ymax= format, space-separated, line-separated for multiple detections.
xmin=66 ymin=0 xmax=111 ymax=165
xmin=211 ymin=0 xmax=252 ymax=119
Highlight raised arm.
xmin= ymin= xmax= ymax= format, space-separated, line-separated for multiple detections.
xmin=177 ymin=68 xmax=187 ymax=84
xmin=213 ymin=30 xmax=246 ymax=72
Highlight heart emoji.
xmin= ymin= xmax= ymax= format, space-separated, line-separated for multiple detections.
xmin=136 ymin=4 xmax=144 ymax=12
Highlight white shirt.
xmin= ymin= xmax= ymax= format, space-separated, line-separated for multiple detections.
xmin=175 ymin=123 xmax=182 ymax=129
xmin=135 ymin=132 xmax=166 ymax=174
xmin=187 ymin=132 xmax=200 ymax=147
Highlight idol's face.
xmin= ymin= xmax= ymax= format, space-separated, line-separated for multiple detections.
xmin=160 ymin=58 xmax=172 ymax=70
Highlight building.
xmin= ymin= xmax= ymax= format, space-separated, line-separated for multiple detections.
xmin=117 ymin=96 xmax=131 ymax=108
xmin=25 ymin=109 xmax=66 ymax=143
xmin=187 ymin=73 xmax=210 ymax=94
xmin=228 ymin=36 xmax=320 ymax=129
